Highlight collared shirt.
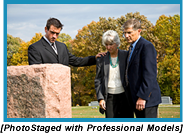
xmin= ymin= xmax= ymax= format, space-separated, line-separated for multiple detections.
xmin=43 ymin=36 xmax=57 ymax=54
xmin=43 ymin=36 xmax=53 ymax=46
xmin=129 ymin=35 xmax=141 ymax=61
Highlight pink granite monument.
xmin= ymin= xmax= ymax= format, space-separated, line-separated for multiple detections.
xmin=7 ymin=64 xmax=71 ymax=118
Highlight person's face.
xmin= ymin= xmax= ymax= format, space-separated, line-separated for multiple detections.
xmin=123 ymin=26 xmax=141 ymax=44
xmin=105 ymin=41 xmax=118 ymax=55
xmin=45 ymin=25 xmax=61 ymax=43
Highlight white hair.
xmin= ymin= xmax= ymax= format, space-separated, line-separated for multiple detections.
xmin=102 ymin=30 xmax=120 ymax=47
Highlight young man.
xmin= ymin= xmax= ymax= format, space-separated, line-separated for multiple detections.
xmin=123 ymin=19 xmax=161 ymax=118
xmin=28 ymin=17 xmax=102 ymax=66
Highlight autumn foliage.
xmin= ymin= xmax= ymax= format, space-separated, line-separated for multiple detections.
xmin=7 ymin=34 xmax=23 ymax=66
xmin=153 ymin=14 xmax=180 ymax=104
xmin=8 ymin=12 xmax=180 ymax=105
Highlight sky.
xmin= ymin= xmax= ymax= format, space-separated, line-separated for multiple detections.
xmin=7 ymin=4 xmax=180 ymax=42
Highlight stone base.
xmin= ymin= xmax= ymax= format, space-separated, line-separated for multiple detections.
xmin=7 ymin=64 xmax=71 ymax=118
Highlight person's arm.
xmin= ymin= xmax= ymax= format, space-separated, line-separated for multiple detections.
xmin=136 ymin=42 xmax=157 ymax=110
xmin=68 ymin=51 xmax=96 ymax=67
xmin=65 ymin=42 xmax=107 ymax=67
xmin=28 ymin=45 xmax=42 ymax=65
xmin=94 ymin=57 xmax=105 ymax=109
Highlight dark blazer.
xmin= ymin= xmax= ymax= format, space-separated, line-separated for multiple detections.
xmin=127 ymin=37 xmax=161 ymax=108
xmin=95 ymin=50 xmax=132 ymax=113
xmin=28 ymin=37 xmax=96 ymax=66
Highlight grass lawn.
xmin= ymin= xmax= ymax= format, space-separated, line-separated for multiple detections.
xmin=158 ymin=104 xmax=180 ymax=118
xmin=72 ymin=106 xmax=104 ymax=118
xmin=72 ymin=104 xmax=180 ymax=118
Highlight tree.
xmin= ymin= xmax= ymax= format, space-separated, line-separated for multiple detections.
xmin=11 ymin=33 xmax=43 ymax=66
xmin=71 ymin=12 xmax=158 ymax=106
xmin=7 ymin=34 xmax=23 ymax=66
xmin=71 ymin=21 xmax=100 ymax=105
xmin=58 ymin=33 xmax=72 ymax=45
xmin=153 ymin=15 xmax=180 ymax=104
xmin=57 ymin=33 xmax=72 ymax=51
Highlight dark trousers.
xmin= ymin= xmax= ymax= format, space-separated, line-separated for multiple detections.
xmin=105 ymin=93 xmax=134 ymax=118
xmin=134 ymin=105 xmax=158 ymax=118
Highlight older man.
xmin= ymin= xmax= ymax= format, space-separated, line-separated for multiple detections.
xmin=124 ymin=19 xmax=161 ymax=118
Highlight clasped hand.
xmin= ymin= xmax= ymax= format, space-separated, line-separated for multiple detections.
xmin=136 ymin=97 xmax=146 ymax=111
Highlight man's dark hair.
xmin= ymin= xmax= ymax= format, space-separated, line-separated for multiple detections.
xmin=46 ymin=18 xmax=64 ymax=30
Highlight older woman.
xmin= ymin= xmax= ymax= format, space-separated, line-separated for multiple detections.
xmin=95 ymin=30 xmax=133 ymax=118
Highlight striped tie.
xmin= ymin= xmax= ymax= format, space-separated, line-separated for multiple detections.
xmin=52 ymin=43 xmax=58 ymax=55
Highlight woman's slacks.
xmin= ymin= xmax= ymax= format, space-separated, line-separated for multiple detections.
xmin=105 ymin=92 xmax=134 ymax=118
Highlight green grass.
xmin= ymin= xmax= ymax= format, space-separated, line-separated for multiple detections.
xmin=72 ymin=106 xmax=104 ymax=118
xmin=158 ymin=104 xmax=180 ymax=118
xmin=72 ymin=105 xmax=180 ymax=118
